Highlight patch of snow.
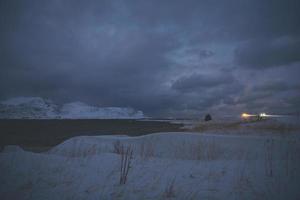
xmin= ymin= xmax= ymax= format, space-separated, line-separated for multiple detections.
xmin=1 ymin=132 xmax=299 ymax=199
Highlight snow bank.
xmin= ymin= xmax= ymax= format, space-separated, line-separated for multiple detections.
xmin=47 ymin=132 xmax=299 ymax=160
xmin=0 ymin=97 xmax=144 ymax=119
xmin=1 ymin=132 xmax=300 ymax=200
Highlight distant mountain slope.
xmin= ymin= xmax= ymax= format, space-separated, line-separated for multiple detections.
xmin=0 ymin=97 xmax=144 ymax=119
xmin=0 ymin=97 xmax=59 ymax=119
xmin=60 ymin=102 xmax=144 ymax=119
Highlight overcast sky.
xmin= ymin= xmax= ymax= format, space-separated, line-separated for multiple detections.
xmin=1 ymin=0 xmax=299 ymax=117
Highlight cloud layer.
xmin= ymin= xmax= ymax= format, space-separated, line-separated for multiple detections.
xmin=0 ymin=0 xmax=299 ymax=117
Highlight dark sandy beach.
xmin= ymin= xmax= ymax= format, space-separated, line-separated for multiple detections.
xmin=0 ymin=119 xmax=184 ymax=152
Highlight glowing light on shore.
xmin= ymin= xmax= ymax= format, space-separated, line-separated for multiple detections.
xmin=260 ymin=113 xmax=284 ymax=117
xmin=241 ymin=112 xmax=285 ymax=119
xmin=241 ymin=113 xmax=256 ymax=118
xmin=259 ymin=113 xmax=267 ymax=117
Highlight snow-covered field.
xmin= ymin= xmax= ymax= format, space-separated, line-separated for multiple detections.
xmin=0 ymin=97 xmax=144 ymax=119
xmin=1 ymin=121 xmax=300 ymax=199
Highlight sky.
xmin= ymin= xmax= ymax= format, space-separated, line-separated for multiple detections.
xmin=0 ymin=0 xmax=299 ymax=117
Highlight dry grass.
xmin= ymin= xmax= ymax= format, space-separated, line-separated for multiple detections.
xmin=139 ymin=141 xmax=155 ymax=159
xmin=193 ymin=121 xmax=242 ymax=132
xmin=192 ymin=140 xmax=221 ymax=160
xmin=119 ymin=143 xmax=133 ymax=185
xmin=113 ymin=140 xmax=122 ymax=154
xmin=163 ymin=179 xmax=176 ymax=199
xmin=173 ymin=139 xmax=221 ymax=160
xmin=264 ymin=139 xmax=274 ymax=177
xmin=193 ymin=119 xmax=300 ymax=134
xmin=231 ymin=137 xmax=299 ymax=200
xmin=249 ymin=122 xmax=299 ymax=132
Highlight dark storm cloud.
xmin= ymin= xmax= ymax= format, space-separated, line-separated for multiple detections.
xmin=253 ymin=81 xmax=300 ymax=92
xmin=235 ymin=37 xmax=300 ymax=68
xmin=0 ymin=0 xmax=299 ymax=117
xmin=129 ymin=0 xmax=300 ymax=40
xmin=236 ymin=80 xmax=300 ymax=114
xmin=171 ymin=73 xmax=235 ymax=93
xmin=183 ymin=48 xmax=214 ymax=60
xmin=170 ymin=72 xmax=244 ymax=114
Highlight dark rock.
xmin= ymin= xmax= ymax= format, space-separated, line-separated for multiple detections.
xmin=204 ymin=114 xmax=212 ymax=121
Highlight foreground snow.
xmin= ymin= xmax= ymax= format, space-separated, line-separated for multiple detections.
xmin=0 ymin=97 xmax=144 ymax=119
xmin=1 ymin=132 xmax=300 ymax=200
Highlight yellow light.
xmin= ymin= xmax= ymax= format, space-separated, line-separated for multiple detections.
xmin=241 ymin=113 xmax=250 ymax=118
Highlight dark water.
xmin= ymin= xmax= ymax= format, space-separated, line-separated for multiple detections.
xmin=0 ymin=119 xmax=184 ymax=151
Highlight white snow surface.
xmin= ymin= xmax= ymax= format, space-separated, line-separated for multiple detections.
xmin=1 ymin=131 xmax=300 ymax=200
xmin=0 ymin=97 xmax=144 ymax=119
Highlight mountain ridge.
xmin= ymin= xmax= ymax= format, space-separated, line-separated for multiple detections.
xmin=0 ymin=97 xmax=144 ymax=119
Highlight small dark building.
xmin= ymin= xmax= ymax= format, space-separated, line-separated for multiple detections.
xmin=204 ymin=114 xmax=212 ymax=121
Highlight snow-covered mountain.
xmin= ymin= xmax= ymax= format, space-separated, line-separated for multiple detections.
xmin=0 ymin=97 xmax=144 ymax=119
xmin=60 ymin=102 xmax=144 ymax=119
xmin=0 ymin=97 xmax=59 ymax=119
